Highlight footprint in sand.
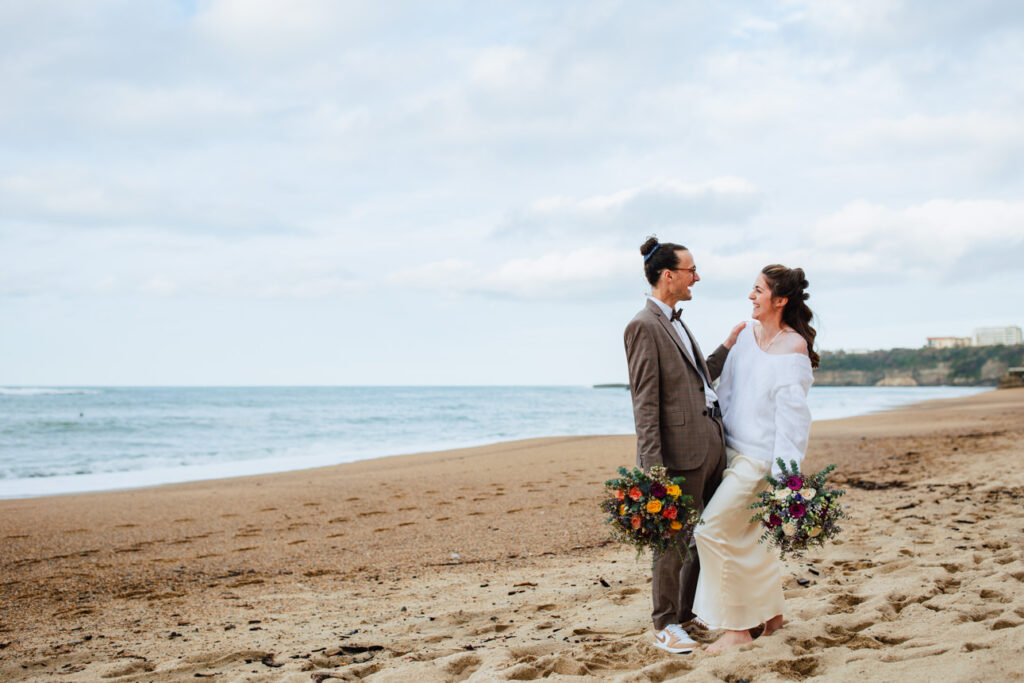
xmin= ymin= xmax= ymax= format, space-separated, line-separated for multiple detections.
xmin=220 ymin=513 xmax=239 ymax=519
xmin=771 ymin=655 xmax=820 ymax=678
xmin=357 ymin=511 xmax=385 ymax=517
xmin=304 ymin=502 xmax=321 ymax=507
xmin=346 ymin=496 xmax=361 ymax=501
xmin=398 ymin=506 xmax=418 ymax=511
xmin=100 ymin=660 xmax=156 ymax=678
xmin=115 ymin=523 xmax=138 ymax=528
xmin=234 ymin=546 xmax=258 ymax=553
xmin=328 ymin=517 xmax=349 ymax=523
xmin=260 ymin=507 xmax=277 ymax=512
xmin=326 ymin=533 xmax=345 ymax=538
xmin=5 ymin=534 xmax=29 ymax=539
xmin=831 ymin=593 xmax=867 ymax=613
xmin=397 ymin=521 xmax=416 ymax=527
xmin=289 ymin=539 xmax=306 ymax=545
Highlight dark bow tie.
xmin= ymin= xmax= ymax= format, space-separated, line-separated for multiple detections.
xmin=669 ymin=309 xmax=683 ymax=323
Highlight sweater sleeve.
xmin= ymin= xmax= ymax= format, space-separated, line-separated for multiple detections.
xmin=770 ymin=382 xmax=811 ymax=478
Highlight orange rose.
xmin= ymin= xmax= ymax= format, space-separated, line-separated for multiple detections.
xmin=614 ymin=489 xmax=626 ymax=502
xmin=631 ymin=514 xmax=642 ymax=530
xmin=646 ymin=499 xmax=662 ymax=514
xmin=670 ymin=520 xmax=683 ymax=531
xmin=628 ymin=486 xmax=642 ymax=501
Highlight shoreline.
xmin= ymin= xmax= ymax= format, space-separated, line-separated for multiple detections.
xmin=0 ymin=385 xmax=991 ymax=502
xmin=1 ymin=388 xmax=1022 ymax=681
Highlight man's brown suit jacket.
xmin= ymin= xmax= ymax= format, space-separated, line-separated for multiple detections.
xmin=624 ymin=298 xmax=729 ymax=471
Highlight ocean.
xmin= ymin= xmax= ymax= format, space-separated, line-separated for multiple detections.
xmin=0 ymin=385 xmax=988 ymax=499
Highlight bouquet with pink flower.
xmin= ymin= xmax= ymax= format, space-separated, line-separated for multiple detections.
xmin=601 ymin=465 xmax=702 ymax=560
xmin=748 ymin=459 xmax=848 ymax=559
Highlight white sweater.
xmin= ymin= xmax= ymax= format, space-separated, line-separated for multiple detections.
xmin=716 ymin=323 xmax=814 ymax=478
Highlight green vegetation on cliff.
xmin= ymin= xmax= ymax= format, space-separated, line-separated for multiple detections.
xmin=817 ymin=344 xmax=1024 ymax=386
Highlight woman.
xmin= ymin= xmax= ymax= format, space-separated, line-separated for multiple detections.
xmin=692 ymin=264 xmax=819 ymax=653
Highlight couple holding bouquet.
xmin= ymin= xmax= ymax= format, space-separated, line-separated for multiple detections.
xmin=623 ymin=236 xmax=819 ymax=654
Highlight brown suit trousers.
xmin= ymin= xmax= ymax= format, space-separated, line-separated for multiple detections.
xmin=624 ymin=298 xmax=728 ymax=628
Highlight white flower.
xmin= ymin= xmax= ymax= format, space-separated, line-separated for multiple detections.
xmin=782 ymin=523 xmax=796 ymax=536
xmin=800 ymin=488 xmax=816 ymax=500
xmin=808 ymin=526 xmax=822 ymax=537
xmin=774 ymin=488 xmax=791 ymax=502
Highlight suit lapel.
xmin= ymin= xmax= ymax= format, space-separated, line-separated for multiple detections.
xmin=680 ymin=319 xmax=712 ymax=380
xmin=647 ymin=299 xmax=701 ymax=374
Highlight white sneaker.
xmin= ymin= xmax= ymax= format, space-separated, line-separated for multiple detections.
xmin=653 ymin=624 xmax=696 ymax=654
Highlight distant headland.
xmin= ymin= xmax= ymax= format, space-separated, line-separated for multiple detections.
xmin=816 ymin=344 xmax=1024 ymax=387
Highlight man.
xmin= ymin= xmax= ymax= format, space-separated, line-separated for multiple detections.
xmin=623 ymin=237 xmax=742 ymax=654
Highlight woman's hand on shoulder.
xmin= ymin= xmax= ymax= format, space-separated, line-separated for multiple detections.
xmin=724 ymin=321 xmax=746 ymax=349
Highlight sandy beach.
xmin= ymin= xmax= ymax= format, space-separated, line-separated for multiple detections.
xmin=1 ymin=388 xmax=1022 ymax=681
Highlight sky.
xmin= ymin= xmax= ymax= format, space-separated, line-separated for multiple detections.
xmin=2 ymin=0 xmax=1022 ymax=386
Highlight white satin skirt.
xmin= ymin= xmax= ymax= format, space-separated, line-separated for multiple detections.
xmin=692 ymin=449 xmax=785 ymax=631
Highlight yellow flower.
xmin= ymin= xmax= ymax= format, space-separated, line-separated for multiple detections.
xmin=619 ymin=504 xmax=627 ymax=516
xmin=665 ymin=484 xmax=681 ymax=498
xmin=646 ymin=499 xmax=662 ymax=514
xmin=670 ymin=520 xmax=683 ymax=531
xmin=808 ymin=526 xmax=822 ymax=537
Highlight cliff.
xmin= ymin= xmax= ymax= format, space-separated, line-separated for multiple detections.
xmin=815 ymin=345 xmax=1024 ymax=386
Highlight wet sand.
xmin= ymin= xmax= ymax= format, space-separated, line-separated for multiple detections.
xmin=1 ymin=388 xmax=1022 ymax=681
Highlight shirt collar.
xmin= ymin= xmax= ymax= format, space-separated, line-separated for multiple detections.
xmin=647 ymin=295 xmax=679 ymax=320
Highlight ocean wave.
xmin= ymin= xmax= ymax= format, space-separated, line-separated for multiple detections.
xmin=0 ymin=388 xmax=100 ymax=396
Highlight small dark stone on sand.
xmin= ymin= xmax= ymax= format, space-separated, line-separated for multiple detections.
xmin=261 ymin=654 xmax=283 ymax=668
xmin=797 ymin=578 xmax=810 ymax=586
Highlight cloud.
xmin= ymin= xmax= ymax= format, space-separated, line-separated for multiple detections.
xmin=498 ymin=178 xmax=762 ymax=240
xmin=807 ymin=199 xmax=1024 ymax=277
xmin=395 ymin=247 xmax=641 ymax=300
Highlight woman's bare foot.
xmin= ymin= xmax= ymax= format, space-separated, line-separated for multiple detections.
xmin=762 ymin=614 xmax=784 ymax=636
xmin=705 ymin=629 xmax=753 ymax=653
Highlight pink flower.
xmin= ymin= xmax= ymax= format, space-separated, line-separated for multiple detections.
xmin=786 ymin=476 xmax=803 ymax=491
xmin=789 ymin=503 xmax=806 ymax=518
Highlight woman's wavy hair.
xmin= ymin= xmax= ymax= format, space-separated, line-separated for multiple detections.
xmin=761 ymin=264 xmax=820 ymax=369
xmin=640 ymin=236 xmax=687 ymax=286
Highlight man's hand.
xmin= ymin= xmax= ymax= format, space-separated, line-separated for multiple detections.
xmin=724 ymin=321 xmax=746 ymax=349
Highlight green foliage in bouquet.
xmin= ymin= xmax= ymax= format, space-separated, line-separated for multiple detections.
xmin=601 ymin=465 xmax=702 ymax=561
xmin=749 ymin=459 xmax=849 ymax=559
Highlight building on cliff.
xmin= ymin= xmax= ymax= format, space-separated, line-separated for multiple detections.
xmin=973 ymin=326 xmax=1023 ymax=347
xmin=927 ymin=336 xmax=971 ymax=349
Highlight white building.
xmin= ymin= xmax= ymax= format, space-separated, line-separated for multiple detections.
xmin=927 ymin=337 xmax=971 ymax=349
xmin=973 ymin=326 xmax=1023 ymax=346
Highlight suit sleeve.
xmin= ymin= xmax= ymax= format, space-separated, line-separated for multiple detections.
xmin=624 ymin=321 xmax=662 ymax=470
xmin=705 ymin=344 xmax=730 ymax=381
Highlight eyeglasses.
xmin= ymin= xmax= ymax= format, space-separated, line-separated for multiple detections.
xmin=667 ymin=266 xmax=697 ymax=276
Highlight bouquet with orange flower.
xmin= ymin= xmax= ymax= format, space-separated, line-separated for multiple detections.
xmin=601 ymin=465 xmax=701 ymax=559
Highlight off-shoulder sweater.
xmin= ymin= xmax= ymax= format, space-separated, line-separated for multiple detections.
xmin=716 ymin=322 xmax=814 ymax=478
